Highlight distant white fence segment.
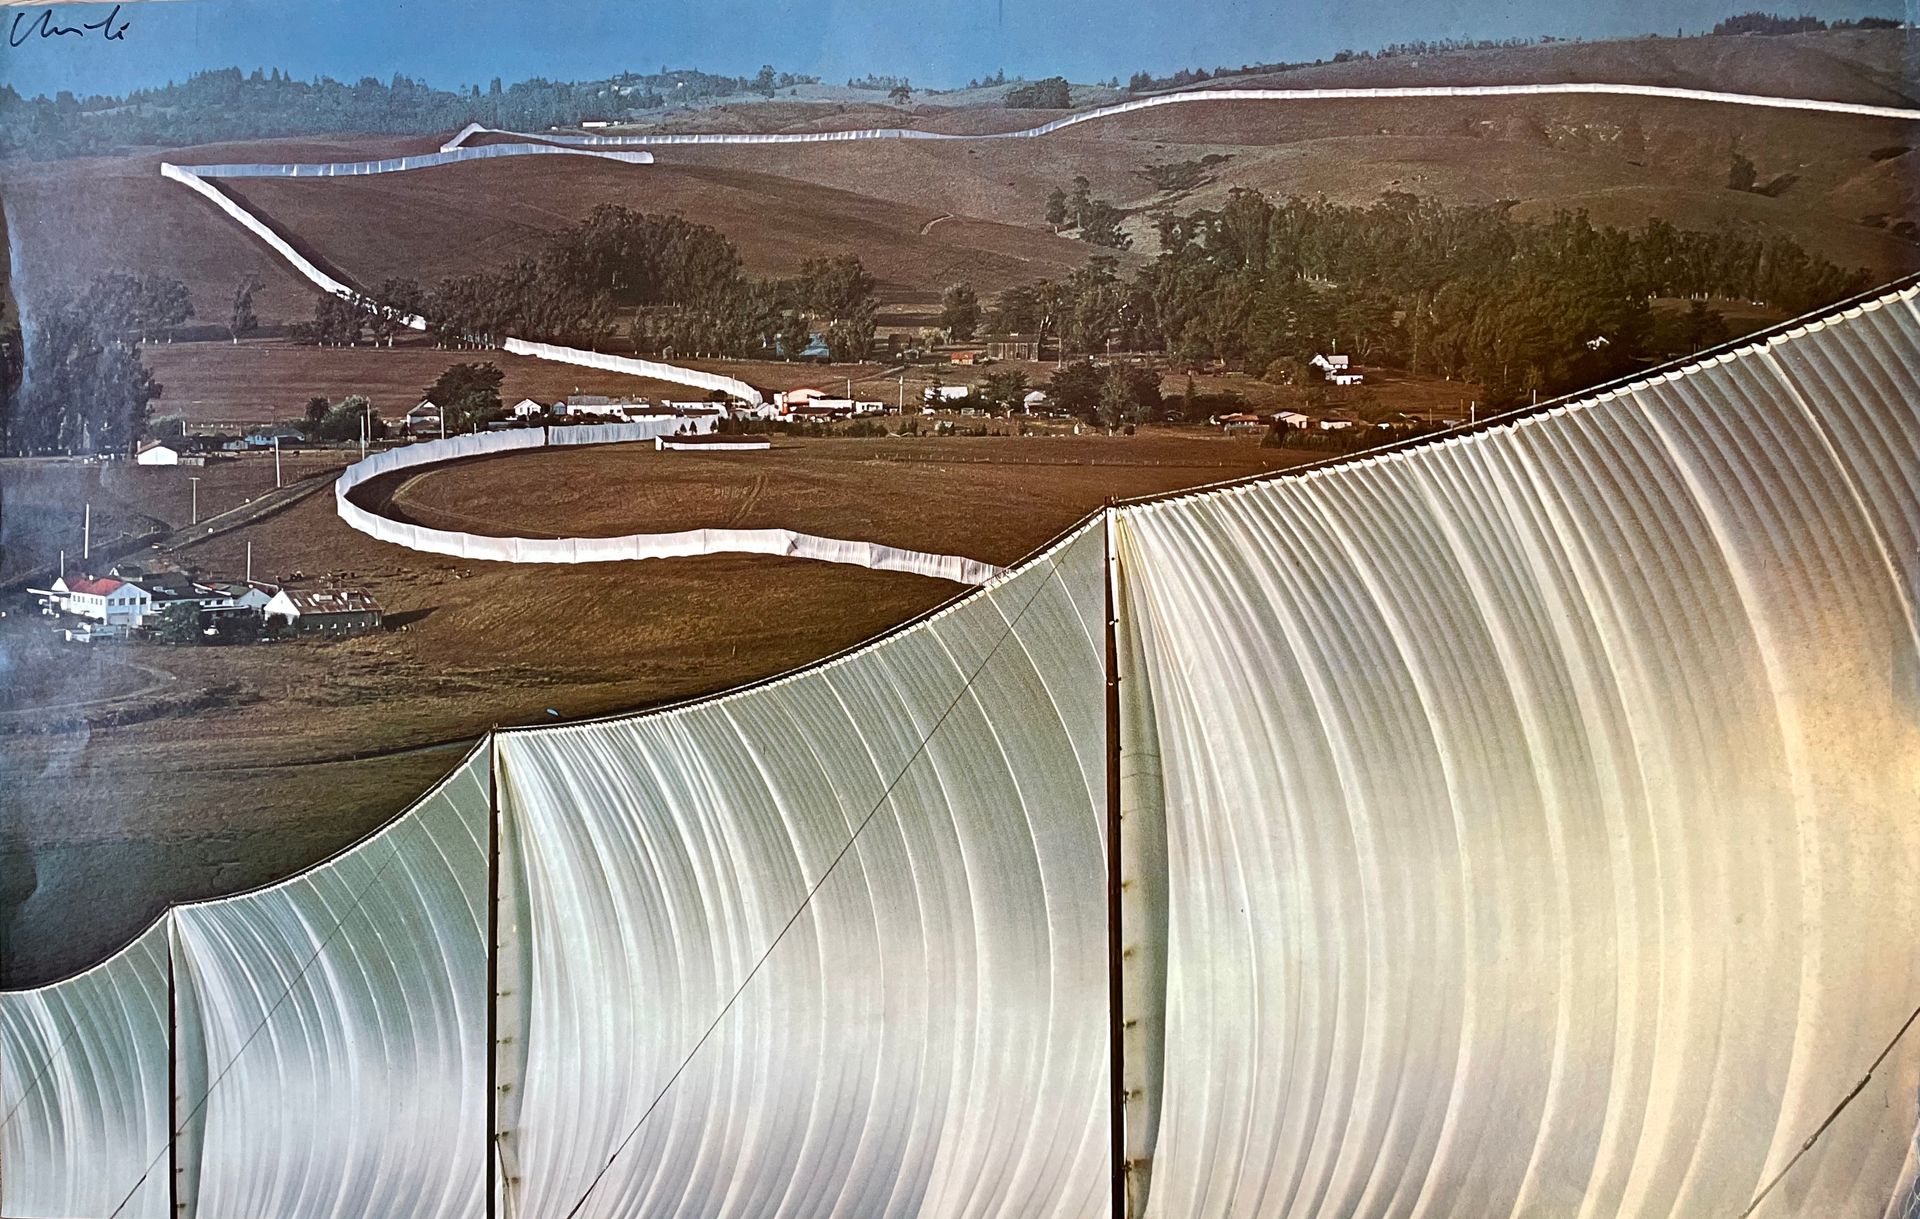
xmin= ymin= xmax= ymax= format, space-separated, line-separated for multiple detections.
xmin=336 ymin=424 xmax=1006 ymax=584
xmin=160 ymin=148 xmax=762 ymax=406
xmin=442 ymin=82 xmax=1920 ymax=150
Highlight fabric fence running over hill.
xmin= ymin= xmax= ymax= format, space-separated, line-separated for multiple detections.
xmin=160 ymin=152 xmax=765 ymax=407
xmin=4 ymin=282 xmax=1916 ymax=1218
xmin=441 ymin=81 xmax=1920 ymax=151
xmin=334 ymin=422 xmax=1007 ymax=584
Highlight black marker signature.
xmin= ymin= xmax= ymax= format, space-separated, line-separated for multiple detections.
xmin=10 ymin=4 xmax=131 ymax=49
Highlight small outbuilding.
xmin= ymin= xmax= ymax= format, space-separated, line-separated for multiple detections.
xmin=405 ymin=401 xmax=444 ymax=436
xmin=264 ymin=588 xmax=383 ymax=636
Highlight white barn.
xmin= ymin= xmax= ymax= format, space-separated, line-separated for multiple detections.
xmin=134 ymin=441 xmax=180 ymax=466
xmin=1311 ymin=353 xmax=1365 ymax=386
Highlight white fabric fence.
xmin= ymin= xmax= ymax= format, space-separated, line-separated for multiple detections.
xmin=4 ymin=283 xmax=1916 ymax=1219
xmin=178 ymin=143 xmax=653 ymax=179
xmin=443 ymin=82 xmax=1920 ymax=150
xmin=334 ymin=425 xmax=1007 ymax=584
xmin=161 ymin=152 xmax=764 ymax=406
xmin=1122 ymin=285 xmax=1920 ymax=1217
xmin=492 ymin=520 xmax=1109 ymax=1218
xmin=169 ymin=749 xmax=491 ymax=1219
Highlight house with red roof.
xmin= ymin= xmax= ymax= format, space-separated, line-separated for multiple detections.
xmin=50 ymin=574 xmax=154 ymax=627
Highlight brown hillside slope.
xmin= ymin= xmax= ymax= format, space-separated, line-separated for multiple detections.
xmin=218 ymin=157 xmax=1116 ymax=306
xmin=666 ymin=94 xmax=1919 ymax=278
xmin=1185 ymin=29 xmax=1917 ymax=108
xmin=5 ymin=30 xmax=1914 ymax=328
xmin=0 ymin=135 xmax=434 ymax=326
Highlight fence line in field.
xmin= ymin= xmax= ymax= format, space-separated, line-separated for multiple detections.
xmin=336 ymin=424 xmax=1006 ymax=584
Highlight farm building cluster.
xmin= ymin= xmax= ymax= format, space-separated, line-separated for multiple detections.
xmin=402 ymin=388 xmax=902 ymax=436
xmin=29 ymin=562 xmax=382 ymax=644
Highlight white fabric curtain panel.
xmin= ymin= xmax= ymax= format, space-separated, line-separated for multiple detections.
xmin=1121 ymin=287 xmax=1920 ymax=1218
xmin=491 ymin=519 xmax=1109 ymax=1219
xmin=1 ymin=284 xmax=1915 ymax=1217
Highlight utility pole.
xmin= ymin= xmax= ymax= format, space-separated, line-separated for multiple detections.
xmin=273 ymin=436 xmax=283 ymax=489
xmin=359 ymin=406 xmax=368 ymax=459
xmin=83 ymin=504 xmax=91 ymax=560
xmin=246 ymin=540 xmax=254 ymax=584
xmin=188 ymin=476 xmax=201 ymax=526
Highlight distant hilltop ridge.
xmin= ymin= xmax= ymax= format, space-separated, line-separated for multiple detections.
xmin=1 ymin=25 xmax=1912 ymax=161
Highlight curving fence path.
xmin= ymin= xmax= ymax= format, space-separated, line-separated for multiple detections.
xmin=339 ymin=423 xmax=1006 ymax=584
xmin=163 ymin=82 xmax=1920 ymax=583
xmin=440 ymin=81 xmax=1920 ymax=150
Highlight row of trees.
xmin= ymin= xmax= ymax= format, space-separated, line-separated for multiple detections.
xmin=1711 ymin=12 xmax=1899 ymax=35
xmin=2 ymin=273 xmax=186 ymax=455
xmin=296 ymin=206 xmax=882 ymax=364
xmin=981 ymin=190 xmax=1868 ymax=408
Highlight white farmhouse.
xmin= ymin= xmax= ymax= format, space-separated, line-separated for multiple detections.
xmin=54 ymin=575 xmax=154 ymax=627
xmin=134 ymin=441 xmax=180 ymax=466
xmin=510 ymin=398 xmax=546 ymax=419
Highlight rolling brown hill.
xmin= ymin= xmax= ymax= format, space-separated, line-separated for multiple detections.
xmin=3 ymin=29 xmax=1914 ymax=334
xmin=669 ymin=94 xmax=1920 ymax=278
xmin=217 ymin=155 xmax=1116 ymax=308
xmin=0 ymin=135 xmax=434 ymax=328
xmin=1183 ymin=28 xmax=1917 ymax=108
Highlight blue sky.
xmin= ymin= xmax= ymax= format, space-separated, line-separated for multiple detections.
xmin=2 ymin=0 xmax=1906 ymax=99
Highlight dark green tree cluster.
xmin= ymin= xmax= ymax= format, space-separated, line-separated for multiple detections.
xmin=940 ymin=283 xmax=980 ymax=341
xmin=424 ymin=363 xmax=506 ymax=433
xmin=1005 ymin=77 xmax=1071 ymax=109
xmin=1044 ymin=177 xmax=1131 ymax=248
xmin=340 ymin=206 xmax=876 ymax=363
xmin=1134 ymin=155 xmax=1233 ymax=194
xmin=797 ymin=256 xmax=879 ymax=362
xmin=1044 ymin=359 xmax=1162 ymax=426
xmin=994 ymin=189 xmax=1868 ymax=409
xmin=300 ymin=393 xmax=386 ymax=442
xmin=976 ymin=369 xmax=1029 ymax=413
xmin=3 ymin=274 xmax=187 ymax=455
